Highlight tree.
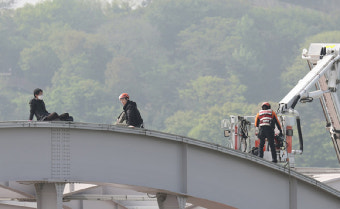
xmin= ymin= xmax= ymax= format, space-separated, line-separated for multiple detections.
xmin=177 ymin=17 xmax=241 ymax=78
xmin=49 ymin=28 xmax=111 ymax=82
xmin=48 ymin=67 xmax=115 ymax=123
xmin=236 ymin=7 xmax=332 ymax=102
xmin=178 ymin=75 xmax=246 ymax=112
xmin=146 ymin=0 xmax=248 ymax=49
xmin=13 ymin=0 xmax=105 ymax=32
xmin=0 ymin=0 xmax=15 ymax=9
xmin=105 ymin=56 xmax=138 ymax=91
xmin=0 ymin=11 xmax=22 ymax=74
xmin=164 ymin=111 xmax=199 ymax=137
xmin=19 ymin=42 xmax=61 ymax=88
xmin=294 ymin=119 xmax=338 ymax=167
xmin=165 ymin=102 xmax=258 ymax=144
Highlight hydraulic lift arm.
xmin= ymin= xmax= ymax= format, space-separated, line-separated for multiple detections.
xmin=277 ymin=43 xmax=340 ymax=164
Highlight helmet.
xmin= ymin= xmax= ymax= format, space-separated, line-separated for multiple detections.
xmin=119 ymin=93 xmax=129 ymax=100
xmin=261 ymin=102 xmax=271 ymax=109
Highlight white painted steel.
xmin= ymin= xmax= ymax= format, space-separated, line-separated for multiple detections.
xmin=0 ymin=121 xmax=339 ymax=209
xmin=280 ymin=54 xmax=338 ymax=108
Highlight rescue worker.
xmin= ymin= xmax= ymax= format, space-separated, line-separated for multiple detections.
xmin=255 ymin=102 xmax=282 ymax=163
xmin=116 ymin=93 xmax=144 ymax=128
xmin=29 ymin=88 xmax=73 ymax=121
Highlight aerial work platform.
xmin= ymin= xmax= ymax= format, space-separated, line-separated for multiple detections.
xmin=222 ymin=43 xmax=340 ymax=166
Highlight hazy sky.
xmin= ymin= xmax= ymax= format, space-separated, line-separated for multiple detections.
xmin=10 ymin=0 xmax=146 ymax=9
xmin=8 ymin=0 xmax=43 ymax=9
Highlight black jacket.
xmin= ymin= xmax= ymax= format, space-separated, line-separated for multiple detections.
xmin=123 ymin=100 xmax=143 ymax=127
xmin=29 ymin=98 xmax=49 ymax=121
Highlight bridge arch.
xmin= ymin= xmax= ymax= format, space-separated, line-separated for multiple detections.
xmin=0 ymin=121 xmax=339 ymax=209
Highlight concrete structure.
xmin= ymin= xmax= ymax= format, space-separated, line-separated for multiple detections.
xmin=0 ymin=121 xmax=339 ymax=209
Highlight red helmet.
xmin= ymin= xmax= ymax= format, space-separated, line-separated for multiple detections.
xmin=261 ymin=102 xmax=271 ymax=109
xmin=119 ymin=93 xmax=129 ymax=100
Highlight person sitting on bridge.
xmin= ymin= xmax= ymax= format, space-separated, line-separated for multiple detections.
xmin=29 ymin=88 xmax=73 ymax=121
xmin=255 ymin=102 xmax=282 ymax=163
xmin=116 ymin=93 xmax=144 ymax=128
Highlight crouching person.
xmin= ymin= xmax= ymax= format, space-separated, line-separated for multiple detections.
xmin=116 ymin=93 xmax=144 ymax=128
xmin=29 ymin=88 xmax=73 ymax=121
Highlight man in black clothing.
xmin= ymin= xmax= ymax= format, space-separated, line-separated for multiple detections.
xmin=29 ymin=88 xmax=73 ymax=121
xmin=117 ymin=93 xmax=144 ymax=128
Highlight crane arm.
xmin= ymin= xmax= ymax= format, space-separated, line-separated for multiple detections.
xmin=316 ymin=63 xmax=340 ymax=163
xmin=278 ymin=53 xmax=339 ymax=113
xmin=278 ymin=43 xmax=340 ymax=164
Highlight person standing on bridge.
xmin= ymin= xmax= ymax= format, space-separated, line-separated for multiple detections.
xmin=255 ymin=102 xmax=283 ymax=163
xmin=116 ymin=93 xmax=144 ymax=128
xmin=29 ymin=88 xmax=73 ymax=121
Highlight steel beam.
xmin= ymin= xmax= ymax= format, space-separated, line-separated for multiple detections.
xmin=35 ymin=183 xmax=65 ymax=209
xmin=156 ymin=193 xmax=186 ymax=209
xmin=0 ymin=122 xmax=338 ymax=209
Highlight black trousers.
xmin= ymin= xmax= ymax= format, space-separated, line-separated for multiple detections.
xmin=258 ymin=126 xmax=277 ymax=162
xmin=43 ymin=112 xmax=70 ymax=121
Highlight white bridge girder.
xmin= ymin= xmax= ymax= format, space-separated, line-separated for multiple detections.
xmin=0 ymin=121 xmax=339 ymax=209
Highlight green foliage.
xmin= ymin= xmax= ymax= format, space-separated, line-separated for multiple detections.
xmin=146 ymin=0 xmax=249 ymax=49
xmin=0 ymin=12 xmax=21 ymax=71
xmin=0 ymin=0 xmax=340 ymax=167
xmin=165 ymin=101 xmax=257 ymax=144
xmin=178 ymin=75 xmax=246 ymax=112
xmin=105 ymin=56 xmax=138 ymax=90
xmin=0 ymin=93 xmax=16 ymax=121
xmin=294 ymin=119 xmax=338 ymax=167
xmin=0 ymin=0 xmax=15 ymax=8
xmin=14 ymin=0 xmax=105 ymax=32
xmin=48 ymin=77 xmax=112 ymax=123
xmin=19 ymin=42 xmax=61 ymax=88
xmin=177 ymin=17 xmax=241 ymax=77
xmin=188 ymin=102 xmax=257 ymax=143
xmin=164 ymin=111 xmax=198 ymax=137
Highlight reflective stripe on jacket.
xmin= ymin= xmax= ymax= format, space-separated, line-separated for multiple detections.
xmin=255 ymin=109 xmax=282 ymax=131
xmin=258 ymin=109 xmax=273 ymax=126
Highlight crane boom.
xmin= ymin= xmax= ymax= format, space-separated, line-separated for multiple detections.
xmin=319 ymin=75 xmax=340 ymax=162
xmin=278 ymin=43 xmax=340 ymax=164
xmin=278 ymin=54 xmax=338 ymax=112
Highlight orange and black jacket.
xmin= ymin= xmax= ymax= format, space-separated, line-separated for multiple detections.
xmin=255 ymin=109 xmax=282 ymax=131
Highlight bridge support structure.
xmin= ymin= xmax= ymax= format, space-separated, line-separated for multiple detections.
xmin=0 ymin=121 xmax=339 ymax=209
xmin=156 ymin=193 xmax=186 ymax=209
xmin=35 ymin=183 xmax=65 ymax=209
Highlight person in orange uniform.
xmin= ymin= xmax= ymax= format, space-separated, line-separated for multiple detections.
xmin=255 ymin=102 xmax=283 ymax=163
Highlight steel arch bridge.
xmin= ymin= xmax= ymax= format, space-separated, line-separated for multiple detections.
xmin=0 ymin=121 xmax=339 ymax=209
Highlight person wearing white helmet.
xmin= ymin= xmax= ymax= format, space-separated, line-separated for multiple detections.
xmin=255 ymin=102 xmax=282 ymax=163
xmin=116 ymin=93 xmax=144 ymax=128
